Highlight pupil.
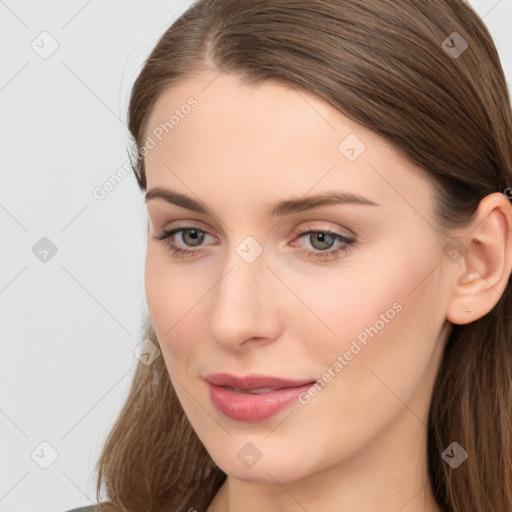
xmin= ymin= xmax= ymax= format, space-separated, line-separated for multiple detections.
xmin=311 ymin=232 xmax=333 ymax=250
xmin=184 ymin=229 xmax=204 ymax=246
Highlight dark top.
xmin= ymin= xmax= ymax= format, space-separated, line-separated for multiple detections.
xmin=65 ymin=507 xmax=97 ymax=512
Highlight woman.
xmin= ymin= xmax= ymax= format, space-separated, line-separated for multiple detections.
xmin=69 ymin=0 xmax=512 ymax=510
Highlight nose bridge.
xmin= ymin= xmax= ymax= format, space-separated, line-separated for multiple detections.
xmin=207 ymin=240 xmax=280 ymax=348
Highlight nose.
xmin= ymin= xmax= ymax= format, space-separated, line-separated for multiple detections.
xmin=206 ymin=250 xmax=282 ymax=351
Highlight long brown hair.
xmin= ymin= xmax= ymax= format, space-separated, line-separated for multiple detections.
xmin=95 ymin=1 xmax=512 ymax=510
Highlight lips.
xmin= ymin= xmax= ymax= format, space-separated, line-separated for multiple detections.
xmin=205 ymin=373 xmax=315 ymax=390
xmin=204 ymin=373 xmax=316 ymax=422
xmin=223 ymin=386 xmax=282 ymax=394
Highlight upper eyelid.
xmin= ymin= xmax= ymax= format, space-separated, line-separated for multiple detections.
xmin=154 ymin=220 xmax=216 ymax=239
xmin=157 ymin=217 xmax=353 ymax=234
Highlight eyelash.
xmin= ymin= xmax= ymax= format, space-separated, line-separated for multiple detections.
xmin=155 ymin=225 xmax=355 ymax=261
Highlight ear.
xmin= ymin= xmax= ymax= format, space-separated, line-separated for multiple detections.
xmin=446 ymin=192 xmax=512 ymax=325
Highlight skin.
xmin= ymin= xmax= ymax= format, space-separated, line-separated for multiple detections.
xmin=142 ymin=71 xmax=512 ymax=512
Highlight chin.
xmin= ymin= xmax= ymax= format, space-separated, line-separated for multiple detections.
xmin=208 ymin=443 xmax=317 ymax=484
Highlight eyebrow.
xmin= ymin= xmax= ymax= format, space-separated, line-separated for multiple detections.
xmin=144 ymin=186 xmax=380 ymax=216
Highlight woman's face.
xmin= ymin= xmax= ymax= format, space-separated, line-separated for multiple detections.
xmin=143 ymin=71 xmax=453 ymax=485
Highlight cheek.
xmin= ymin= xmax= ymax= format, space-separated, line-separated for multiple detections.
xmin=144 ymin=249 xmax=201 ymax=370
xmin=303 ymin=245 xmax=444 ymax=419
xmin=272 ymin=250 xmax=445 ymax=470
xmin=302 ymin=233 xmax=441 ymax=348
xmin=287 ymin=235 xmax=444 ymax=392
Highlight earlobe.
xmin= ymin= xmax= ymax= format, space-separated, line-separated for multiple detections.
xmin=446 ymin=192 xmax=512 ymax=325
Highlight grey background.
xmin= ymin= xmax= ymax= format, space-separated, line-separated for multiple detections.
xmin=0 ymin=1 xmax=511 ymax=511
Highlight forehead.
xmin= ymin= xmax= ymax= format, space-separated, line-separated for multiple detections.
xmin=143 ymin=72 xmax=434 ymax=218
xmin=144 ymin=72 xmax=337 ymax=140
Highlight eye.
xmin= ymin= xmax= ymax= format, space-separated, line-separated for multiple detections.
xmin=155 ymin=227 xmax=215 ymax=258
xmin=154 ymin=225 xmax=355 ymax=261
xmin=293 ymin=229 xmax=355 ymax=261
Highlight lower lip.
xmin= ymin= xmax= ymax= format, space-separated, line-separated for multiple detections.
xmin=206 ymin=381 xmax=314 ymax=422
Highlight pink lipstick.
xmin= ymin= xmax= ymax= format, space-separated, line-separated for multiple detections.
xmin=205 ymin=373 xmax=316 ymax=422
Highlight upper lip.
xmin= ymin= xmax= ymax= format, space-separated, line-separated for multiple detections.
xmin=205 ymin=373 xmax=316 ymax=390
